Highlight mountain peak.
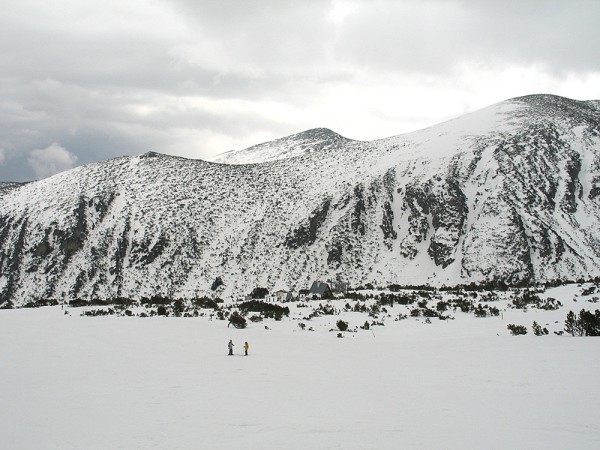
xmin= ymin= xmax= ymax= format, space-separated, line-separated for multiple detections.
xmin=139 ymin=151 xmax=164 ymax=159
xmin=292 ymin=127 xmax=346 ymax=140
xmin=212 ymin=127 xmax=351 ymax=165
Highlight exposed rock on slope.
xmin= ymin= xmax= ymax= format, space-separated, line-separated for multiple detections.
xmin=1 ymin=94 xmax=600 ymax=305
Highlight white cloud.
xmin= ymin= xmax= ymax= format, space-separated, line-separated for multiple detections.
xmin=28 ymin=143 xmax=78 ymax=179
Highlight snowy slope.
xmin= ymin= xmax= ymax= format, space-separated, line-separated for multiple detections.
xmin=212 ymin=128 xmax=353 ymax=165
xmin=0 ymin=181 xmax=26 ymax=199
xmin=1 ymin=94 xmax=600 ymax=305
xmin=2 ymin=284 xmax=600 ymax=450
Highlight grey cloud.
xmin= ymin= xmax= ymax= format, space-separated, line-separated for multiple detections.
xmin=335 ymin=0 xmax=600 ymax=75
xmin=0 ymin=71 xmax=297 ymax=180
xmin=0 ymin=0 xmax=598 ymax=181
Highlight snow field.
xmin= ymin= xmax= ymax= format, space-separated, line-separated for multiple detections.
xmin=2 ymin=284 xmax=600 ymax=449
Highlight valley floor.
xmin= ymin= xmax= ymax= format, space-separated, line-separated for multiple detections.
xmin=2 ymin=284 xmax=600 ymax=449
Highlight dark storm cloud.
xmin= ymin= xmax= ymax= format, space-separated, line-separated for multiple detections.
xmin=0 ymin=0 xmax=598 ymax=181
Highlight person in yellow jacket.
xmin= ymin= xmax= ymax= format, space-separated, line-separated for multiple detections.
xmin=243 ymin=341 xmax=249 ymax=356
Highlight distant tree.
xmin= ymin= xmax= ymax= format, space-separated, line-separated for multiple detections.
xmin=173 ymin=299 xmax=185 ymax=317
xmin=211 ymin=276 xmax=224 ymax=291
xmin=0 ymin=300 xmax=14 ymax=309
xmin=228 ymin=311 xmax=247 ymax=329
xmin=565 ymin=309 xmax=600 ymax=336
xmin=336 ymin=320 xmax=349 ymax=332
xmin=238 ymin=300 xmax=290 ymax=318
xmin=474 ymin=304 xmax=487 ymax=317
xmin=251 ymin=287 xmax=269 ymax=299
xmin=191 ymin=297 xmax=221 ymax=309
xmin=410 ymin=308 xmax=421 ymax=317
xmin=532 ymin=321 xmax=549 ymax=336
xmin=507 ymin=324 xmax=527 ymax=335
xmin=436 ymin=301 xmax=448 ymax=312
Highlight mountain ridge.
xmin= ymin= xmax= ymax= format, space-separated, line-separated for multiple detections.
xmin=212 ymin=127 xmax=353 ymax=165
xmin=1 ymin=94 xmax=599 ymax=305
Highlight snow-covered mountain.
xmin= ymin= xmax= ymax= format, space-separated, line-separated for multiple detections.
xmin=1 ymin=94 xmax=599 ymax=305
xmin=213 ymin=127 xmax=353 ymax=165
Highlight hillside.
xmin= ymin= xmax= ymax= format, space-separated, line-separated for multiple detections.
xmin=1 ymin=94 xmax=599 ymax=305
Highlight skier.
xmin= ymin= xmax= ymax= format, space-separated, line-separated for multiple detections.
xmin=244 ymin=341 xmax=249 ymax=356
xmin=228 ymin=339 xmax=234 ymax=356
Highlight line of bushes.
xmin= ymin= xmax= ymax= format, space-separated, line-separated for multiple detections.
xmin=238 ymin=300 xmax=290 ymax=319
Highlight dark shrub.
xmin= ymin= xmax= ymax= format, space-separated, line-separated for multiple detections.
xmin=228 ymin=311 xmax=247 ymax=329
xmin=538 ymin=297 xmax=562 ymax=311
xmin=512 ymin=290 xmax=543 ymax=309
xmin=250 ymin=287 xmax=269 ymax=299
xmin=532 ymin=321 xmax=549 ymax=336
xmin=507 ymin=324 xmax=527 ymax=335
xmin=436 ymin=301 xmax=448 ymax=312
xmin=336 ymin=320 xmax=349 ymax=331
xmin=474 ymin=305 xmax=487 ymax=317
xmin=0 ymin=300 xmax=14 ymax=309
xmin=141 ymin=295 xmax=171 ymax=306
xmin=582 ymin=286 xmax=596 ymax=296
xmin=346 ymin=292 xmax=366 ymax=301
xmin=422 ymin=308 xmax=438 ymax=318
xmin=69 ymin=299 xmax=89 ymax=307
xmin=191 ymin=297 xmax=221 ymax=309
xmin=238 ymin=300 xmax=290 ymax=318
xmin=451 ymin=297 xmax=474 ymax=313
xmin=113 ymin=297 xmax=136 ymax=307
xmin=211 ymin=276 xmax=224 ymax=291
xmin=488 ymin=306 xmax=500 ymax=316
xmin=82 ymin=308 xmax=114 ymax=317
xmin=173 ymin=299 xmax=185 ymax=317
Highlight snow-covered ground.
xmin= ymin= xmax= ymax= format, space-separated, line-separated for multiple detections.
xmin=2 ymin=284 xmax=600 ymax=449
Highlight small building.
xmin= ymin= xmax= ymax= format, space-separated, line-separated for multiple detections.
xmin=309 ymin=281 xmax=334 ymax=299
xmin=298 ymin=289 xmax=310 ymax=300
xmin=274 ymin=290 xmax=288 ymax=302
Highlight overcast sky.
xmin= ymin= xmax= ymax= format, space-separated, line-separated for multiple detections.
xmin=1 ymin=0 xmax=599 ymax=181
